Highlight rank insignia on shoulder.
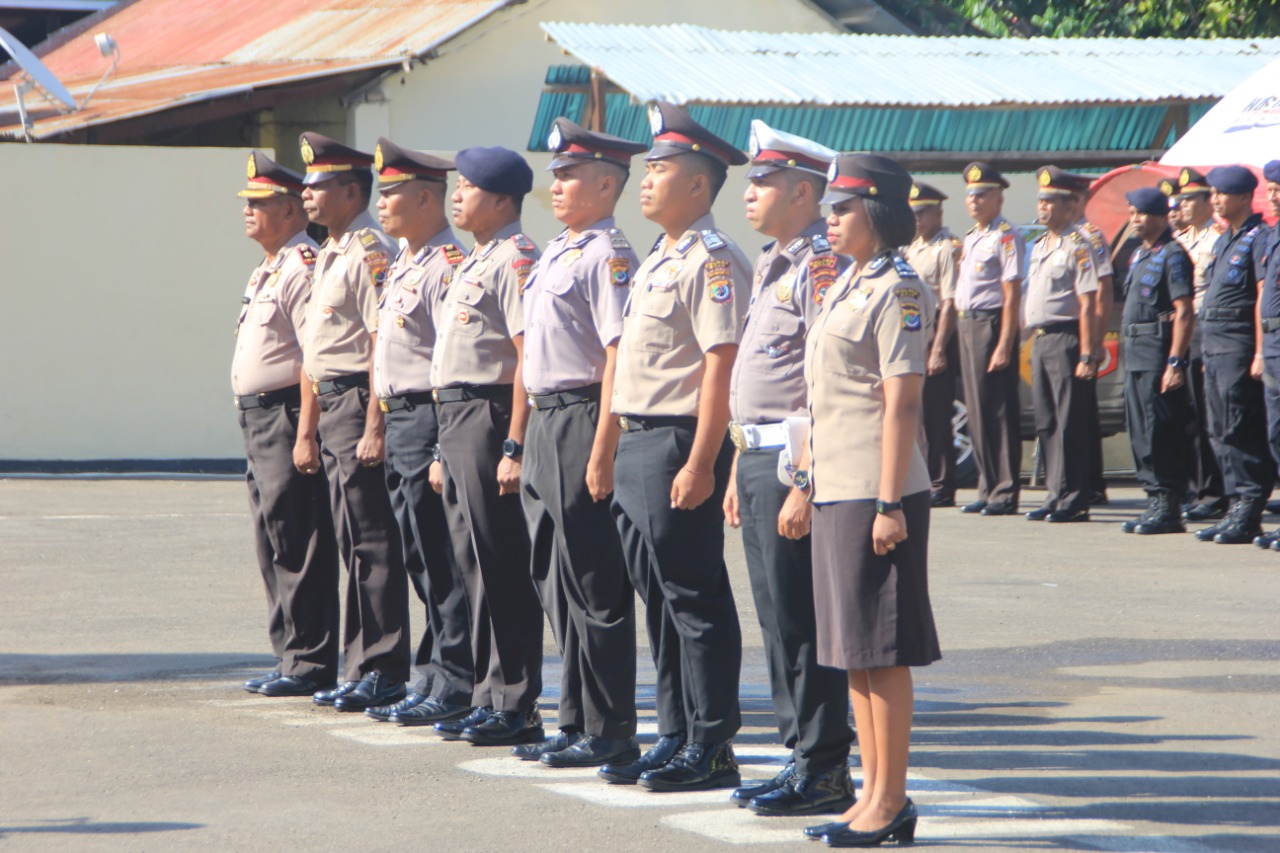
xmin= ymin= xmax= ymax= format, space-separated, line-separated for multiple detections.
xmin=811 ymin=234 xmax=831 ymax=254
xmin=442 ymin=244 xmax=465 ymax=266
xmin=360 ymin=232 xmax=380 ymax=249
xmin=513 ymin=234 xmax=537 ymax=252
xmin=608 ymin=256 xmax=631 ymax=287
xmin=701 ymin=230 xmax=727 ymax=252
xmin=1002 ymin=235 xmax=1016 ymax=257
xmin=675 ymin=233 xmax=699 ymax=254
xmin=784 ymin=236 xmax=808 ymax=256
xmin=900 ymin=300 xmax=922 ymax=331
xmin=894 ymin=286 xmax=920 ymax=300
xmin=365 ymin=251 xmax=389 ymax=287
xmin=893 ymin=257 xmax=919 ymax=279
xmin=297 ymin=245 xmax=317 ymax=266
xmin=610 ymin=231 xmax=632 ymax=251
xmin=1074 ymin=246 xmax=1092 ymax=271
xmin=512 ymin=257 xmax=534 ymax=294
xmin=705 ymin=259 xmax=733 ymax=304
xmin=998 ymin=220 xmax=1012 ymax=233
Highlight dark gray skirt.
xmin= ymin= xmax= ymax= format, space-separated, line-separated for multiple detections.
xmin=811 ymin=490 xmax=941 ymax=670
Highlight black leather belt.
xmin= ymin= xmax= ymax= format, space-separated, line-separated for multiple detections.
xmin=958 ymin=308 xmax=1001 ymax=319
xmin=313 ymin=373 xmax=368 ymax=396
xmin=1032 ymin=321 xmax=1077 ymax=336
xmin=1200 ymin=308 xmax=1252 ymax=322
xmin=529 ymin=383 xmax=602 ymax=411
xmin=379 ymin=391 xmax=434 ymax=413
xmin=617 ymin=415 xmax=698 ymax=432
xmin=432 ymin=384 xmax=513 ymax=404
xmin=1123 ymin=320 xmax=1171 ymax=337
xmin=1263 ymin=317 xmax=1280 ymax=333
xmin=235 ymin=385 xmax=301 ymax=411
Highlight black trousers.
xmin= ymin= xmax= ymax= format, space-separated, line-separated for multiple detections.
xmin=1204 ymin=349 xmax=1274 ymax=501
xmin=239 ymin=399 xmax=340 ymax=682
xmin=1083 ymin=377 xmax=1106 ymax=495
xmin=611 ymin=426 xmax=741 ymax=744
xmin=1029 ymin=329 xmax=1091 ymax=514
xmin=1263 ymin=354 xmax=1280 ymax=496
xmin=957 ymin=314 xmax=1022 ymax=505
xmin=922 ymin=336 xmax=958 ymax=499
xmin=1124 ymin=368 xmax=1193 ymax=495
xmin=384 ymin=402 xmax=474 ymax=704
xmin=737 ymin=449 xmax=852 ymax=775
xmin=316 ymin=385 xmax=410 ymax=682
xmin=436 ymin=394 xmax=541 ymax=712
xmin=1186 ymin=354 xmax=1225 ymax=502
xmin=523 ymin=399 xmax=636 ymax=739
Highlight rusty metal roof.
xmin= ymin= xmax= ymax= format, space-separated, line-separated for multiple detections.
xmin=0 ymin=0 xmax=514 ymax=139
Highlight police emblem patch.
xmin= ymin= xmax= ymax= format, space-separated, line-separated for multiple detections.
xmin=300 ymin=137 xmax=315 ymax=165
xmin=648 ymin=103 xmax=664 ymax=135
xmin=608 ymin=257 xmax=630 ymax=287
xmin=705 ymin=259 xmax=733 ymax=304
xmin=395 ymin=315 xmax=405 ymax=328
xmin=373 ymin=144 xmax=384 ymax=173
xmin=809 ymin=255 xmax=837 ymax=302
xmin=547 ymin=124 xmax=563 ymax=151
xmin=849 ymin=288 xmax=870 ymax=310
xmin=1075 ymin=246 xmax=1092 ymax=271
xmin=246 ymin=153 xmax=257 ymax=179
xmin=967 ymin=165 xmax=982 ymax=183
xmin=560 ymin=248 xmax=583 ymax=267
xmin=458 ymin=308 xmax=471 ymax=325
xmin=365 ymin=251 xmax=388 ymax=287
xmin=512 ymin=257 xmax=534 ymax=294
xmin=776 ymin=278 xmax=793 ymax=303
xmin=901 ymin=300 xmax=922 ymax=331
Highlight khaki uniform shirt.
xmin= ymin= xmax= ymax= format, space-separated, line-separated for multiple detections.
xmin=729 ymin=220 xmax=849 ymax=424
xmin=372 ymin=226 xmax=465 ymax=398
xmin=1175 ymin=219 xmax=1223 ymax=313
xmin=901 ymin=227 xmax=960 ymax=306
xmin=613 ymin=213 xmax=751 ymax=417
xmin=1023 ymin=229 xmax=1101 ymax=328
xmin=302 ymin=210 xmax=397 ymax=382
xmin=523 ymin=217 xmax=636 ymax=395
xmin=1074 ymin=217 xmax=1114 ymax=279
xmin=231 ymin=230 xmax=318 ymax=396
xmin=805 ymin=254 xmax=934 ymax=503
xmin=430 ymin=221 xmax=539 ymax=388
xmin=956 ymin=214 xmax=1026 ymax=312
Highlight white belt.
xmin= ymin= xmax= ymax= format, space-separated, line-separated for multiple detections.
xmin=729 ymin=421 xmax=789 ymax=451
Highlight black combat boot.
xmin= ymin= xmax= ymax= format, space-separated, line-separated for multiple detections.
xmin=1121 ymin=494 xmax=1160 ymax=534
xmin=1134 ymin=491 xmax=1186 ymax=535
xmin=1214 ymin=497 xmax=1265 ymax=544
xmin=1194 ymin=498 xmax=1238 ymax=541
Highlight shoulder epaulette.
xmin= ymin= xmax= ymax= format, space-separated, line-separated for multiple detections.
xmin=297 ymin=245 xmax=317 ymax=266
xmin=893 ymin=256 xmax=919 ymax=279
xmin=784 ymin=236 xmax=808 ymax=256
xmin=609 ymin=228 xmax=632 ymax=252
xmin=675 ymin=233 xmax=699 ymax=254
xmin=998 ymin=220 xmax=1013 ymax=233
xmin=441 ymin=244 xmax=465 ymax=266
xmin=760 ymin=240 xmax=777 ymax=254
xmin=701 ymin=229 xmax=727 ymax=252
xmin=359 ymin=231 xmax=380 ymax=249
xmin=810 ymin=234 xmax=832 ymax=255
xmin=513 ymin=233 xmax=537 ymax=252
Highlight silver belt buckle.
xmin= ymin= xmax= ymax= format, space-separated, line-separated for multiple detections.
xmin=619 ymin=416 xmax=632 ymax=432
xmin=728 ymin=423 xmax=746 ymax=451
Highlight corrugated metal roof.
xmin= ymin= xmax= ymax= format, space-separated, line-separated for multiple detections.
xmin=0 ymin=0 xmax=513 ymax=139
xmin=539 ymin=22 xmax=1280 ymax=108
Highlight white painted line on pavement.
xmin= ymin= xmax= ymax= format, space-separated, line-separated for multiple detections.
xmin=457 ymin=757 xmax=608 ymax=780
xmin=329 ymin=727 xmax=454 ymax=747
xmin=538 ymin=782 xmax=735 ymax=809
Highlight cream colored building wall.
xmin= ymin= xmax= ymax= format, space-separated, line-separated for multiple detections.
xmin=0 ymin=144 xmax=262 ymax=460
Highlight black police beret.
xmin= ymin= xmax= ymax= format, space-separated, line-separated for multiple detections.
xmin=1126 ymin=186 xmax=1169 ymax=216
xmin=1265 ymin=160 xmax=1280 ymax=184
xmin=1207 ymin=164 xmax=1258 ymax=195
xmin=455 ymin=146 xmax=534 ymax=197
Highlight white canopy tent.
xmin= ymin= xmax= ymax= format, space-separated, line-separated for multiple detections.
xmin=1162 ymin=55 xmax=1280 ymax=167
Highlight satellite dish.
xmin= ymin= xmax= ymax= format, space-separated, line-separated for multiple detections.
xmin=0 ymin=25 xmax=77 ymax=111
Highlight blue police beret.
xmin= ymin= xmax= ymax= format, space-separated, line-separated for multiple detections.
xmin=455 ymin=146 xmax=534 ymax=197
xmin=1126 ymin=186 xmax=1169 ymax=216
xmin=1206 ymin=164 xmax=1258 ymax=195
xmin=1265 ymin=160 xmax=1280 ymax=184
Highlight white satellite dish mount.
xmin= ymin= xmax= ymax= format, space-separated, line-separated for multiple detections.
xmin=0 ymin=26 xmax=119 ymax=142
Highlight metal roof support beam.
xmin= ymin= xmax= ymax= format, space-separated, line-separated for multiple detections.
xmin=1151 ymin=104 xmax=1189 ymax=149
xmin=588 ymin=68 xmax=606 ymax=132
xmin=893 ymin=149 xmax=1170 ymax=173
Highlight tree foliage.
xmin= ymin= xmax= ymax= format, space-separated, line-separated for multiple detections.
xmin=894 ymin=0 xmax=1280 ymax=38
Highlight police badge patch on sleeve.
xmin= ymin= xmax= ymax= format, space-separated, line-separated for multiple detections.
xmin=705 ymin=259 xmax=733 ymax=304
xmin=608 ymin=257 xmax=631 ymax=287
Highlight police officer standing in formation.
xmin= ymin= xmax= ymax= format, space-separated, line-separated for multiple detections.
xmin=723 ymin=121 xmax=855 ymax=816
xmin=429 ymin=147 xmax=546 ymax=745
xmin=601 ymin=102 xmax=751 ymax=792
xmin=955 ymin=163 xmax=1026 ymax=516
xmin=1023 ymin=167 xmax=1100 ymax=523
xmin=902 ymin=181 xmax=962 ymax=508
xmin=1070 ymin=180 xmax=1115 ymax=506
xmin=233 ymin=152 xmax=341 ymax=698
xmin=513 ymin=118 xmax=644 ymax=767
xmin=365 ymin=139 xmax=475 ymax=725
xmin=298 ymin=132 xmax=411 ymax=710
xmin=1172 ymin=168 xmax=1228 ymax=521
xmin=1118 ymin=187 xmax=1195 ymax=535
xmin=1252 ymin=161 xmax=1280 ymax=550
xmin=1195 ymin=165 xmax=1271 ymax=545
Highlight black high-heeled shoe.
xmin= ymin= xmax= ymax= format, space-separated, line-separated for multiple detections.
xmin=823 ymin=800 xmax=917 ymax=848
xmin=803 ymin=820 xmax=849 ymax=841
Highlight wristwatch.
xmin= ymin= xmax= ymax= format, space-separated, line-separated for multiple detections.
xmin=791 ymin=470 xmax=811 ymax=492
xmin=876 ymin=499 xmax=903 ymax=515
xmin=432 ymin=444 xmax=442 ymax=463
xmin=1079 ymin=353 xmax=1096 ymax=366
xmin=502 ymin=439 xmax=524 ymax=459
xmin=1167 ymin=355 xmax=1188 ymax=370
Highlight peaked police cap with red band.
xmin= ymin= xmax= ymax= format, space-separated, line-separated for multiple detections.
xmin=238 ymin=150 xmax=305 ymax=198
xmin=299 ymin=131 xmax=374 ymax=185
xmin=908 ymin=180 xmax=947 ymax=207
xmin=1176 ymin=167 xmax=1211 ymax=195
xmin=821 ymin=153 xmax=912 ymax=205
xmin=746 ymin=120 xmax=836 ymax=180
xmin=374 ymin=138 xmax=454 ymax=186
xmin=645 ymin=101 xmax=748 ymax=168
xmin=1035 ymin=165 xmax=1092 ymax=197
xmin=546 ymin=117 xmax=647 ymax=171
xmin=962 ymin=161 xmax=1010 ymax=193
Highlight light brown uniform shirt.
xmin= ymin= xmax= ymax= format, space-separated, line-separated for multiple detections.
xmin=805 ymin=254 xmax=934 ymax=502
xmin=1074 ymin=218 xmax=1114 ymax=279
xmin=729 ymin=220 xmax=849 ymax=424
xmin=232 ymin=230 xmax=318 ymax=396
xmin=1023 ymin=229 xmax=1100 ymax=328
xmin=372 ymin=227 xmax=465 ymax=398
xmin=1175 ymin=219 xmax=1223 ymax=313
xmin=901 ymin=227 xmax=960 ymax=306
xmin=430 ymin=220 xmax=539 ymax=388
xmin=956 ymin=214 xmax=1026 ymax=311
xmin=613 ymin=213 xmax=752 ymax=417
xmin=302 ymin=210 xmax=397 ymax=381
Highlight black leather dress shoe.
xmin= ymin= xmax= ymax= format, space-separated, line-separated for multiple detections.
xmin=731 ymin=762 xmax=795 ymax=807
xmin=462 ymin=708 xmax=544 ymax=746
xmin=1089 ymin=490 xmax=1110 ymax=506
xmin=333 ymin=673 xmax=406 ymax=712
xmin=541 ymin=735 xmax=640 ymax=768
xmin=959 ymin=500 xmax=987 ymax=514
xmin=243 ymin=670 xmax=280 ymax=694
xmin=980 ymin=501 xmax=1017 ymax=516
xmin=1046 ymin=509 xmax=1089 ymax=523
xmin=1254 ymin=530 xmax=1280 ymax=549
xmin=598 ymin=734 xmax=684 ymax=784
xmin=365 ymin=692 xmax=429 ymax=722
xmin=435 ymin=706 xmax=491 ymax=739
xmin=804 ymin=820 xmax=849 ymax=840
xmin=258 ymin=675 xmax=332 ymax=698
xmin=313 ymin=680 xmax=360 ymax=706
xmin=391 ymin=696 xmax=471 ymax=726
xmin=823 ymin=799 xmax=917 ymax=848
xmin=929 ymin=493 xmax=955 ymax=508
xmin=512 ymin=730 xmax=580 ymax=760
xmin=1024 ymin=506 xmax=1053 ymax=521
xmin=748 ymin=766 xmax=856 ymax=816
xmin=638 ymin=741 xmax=741 ymax=792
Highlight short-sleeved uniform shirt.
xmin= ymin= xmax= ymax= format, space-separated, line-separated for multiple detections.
xmin=372 ymin=227 xmax=465 ymax=398
xmin=232 ymin=230 xmax=318 ymax=396
xmin=1174 ymin=219 xmax=1222 ymax=314
xmin=522 ymin=217 xmax=636 ymax=395
xmin=1201 ymin=213 xmax=1267 ymax=354
xmin=613 ymin=213 xmax=752 ymax=417
xmin=805 ymin=252 xmax=935 ymax=503
xmin=430 ymin=221 xmax=539 ymax=388
xmin=1074 ymin=218 xmax=1114 ymax=280
xmin=901 ymin=227 xmax=960 ymax=308
xmin=1023 ymin=229 xmax=1101 ymax=329
xmin=730 ymin=220 xmax=850 ymax=424
xmin=1121 ymin=230 xmax=1193 ymax=370
xmin=955 ymin=214 xmax=1026 ymax=312
xmin=302 ymin=210 xmax=397 ymax=382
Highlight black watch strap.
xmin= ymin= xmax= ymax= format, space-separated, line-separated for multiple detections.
xmin=876 ymin=499 xmax=903 ymax=514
